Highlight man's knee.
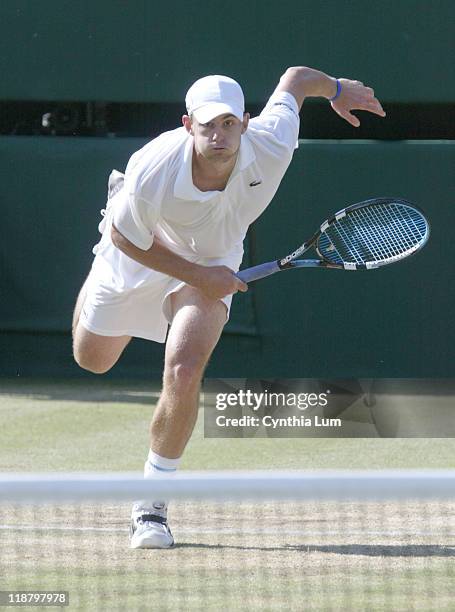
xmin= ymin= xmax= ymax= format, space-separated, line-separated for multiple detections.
xmin=164 ymin=359 xmax=206 ymax=392
xmin=73 ymin=345 xmax=113 ymax=375
xmin=72 ymin=326 xmax=129 ymax=374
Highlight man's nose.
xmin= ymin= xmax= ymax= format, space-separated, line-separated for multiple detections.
xmin=211 ymin=127 xmax=224 ymax=142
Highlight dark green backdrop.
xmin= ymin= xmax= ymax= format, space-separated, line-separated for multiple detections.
xmin=1 ymin=0 xmax=453 ymax=103
xmin=1 ymin=1 xmax=454 ymax=378
xmin=1 ymin=138 xmax=454 ymax=378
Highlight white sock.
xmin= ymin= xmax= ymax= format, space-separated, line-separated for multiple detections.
xmin=139 ymin=450 xmax=181 ymax=516
xmin=144 ymin=449 xmax=181 ymax=478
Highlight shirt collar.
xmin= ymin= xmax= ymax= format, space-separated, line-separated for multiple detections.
xmin=174 ymin=133 xmax=256 ymax=201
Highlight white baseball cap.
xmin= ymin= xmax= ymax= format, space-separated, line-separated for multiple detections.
xmin=185 ymin=75 xmax=245 ymax=124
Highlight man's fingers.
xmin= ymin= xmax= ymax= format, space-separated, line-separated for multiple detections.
xmin=363 ymin=102 xmax=386 ymax=117
xmin=224 ymin=267 xmax=248 ymax=293
xmin=335 ymin=107 xmax=361 ymax=127
xmin=333 ymin=97 xmax=386 ymax=125
xmin=225 ymin=268 xmax=248 ymax=292
xmin=371 ymin=106 xmax=387 ymax=117
xmin=373 ymin=100 xmax=386 ymax=116
xmin=358 ymin=99 xmax=386 ymax=116
xmin=346 ymin=113 xmax=361 ymax=128
xmin=237 ymin=279 xmax=248 ymax=292
xmin=364 ymin=93 xmax=386 ymax=115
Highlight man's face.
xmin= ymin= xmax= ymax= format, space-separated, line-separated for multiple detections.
xmin=183 ymin=113 xmax=249 ymax=163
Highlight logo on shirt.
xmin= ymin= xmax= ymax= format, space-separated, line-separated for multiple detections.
xmin=249 ymin=180 xmax=262 ymax=187
xmin=273 ymin=102 xmax=299 ymax=117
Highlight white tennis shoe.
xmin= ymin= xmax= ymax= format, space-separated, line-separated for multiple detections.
xmin=130 ymin=502 xmax=174 ymax=549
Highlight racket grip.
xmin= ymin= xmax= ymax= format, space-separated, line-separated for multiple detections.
xmin=236 ymin=261 xmax=281 ymax=283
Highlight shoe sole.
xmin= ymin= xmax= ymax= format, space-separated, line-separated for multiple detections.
xmin=130 ymin=535 xmax=175 ymax=550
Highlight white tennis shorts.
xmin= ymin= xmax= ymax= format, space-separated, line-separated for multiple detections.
xmin=79 ymin=254 xmax=235 ymax=343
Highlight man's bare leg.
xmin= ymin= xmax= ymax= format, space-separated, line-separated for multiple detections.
xmin=150 ymin=286 xmax=227 ymax=458
xmin=130 ymin=286 xmax=227 ymax=549
xmin=72 ymin=277 xmax=131 ymax=374
xmin=72 ymin=277 xmax=90 ymax=338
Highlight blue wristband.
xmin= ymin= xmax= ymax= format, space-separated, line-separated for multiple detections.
xmin=329 ymin=79 xmax=342 ymax=101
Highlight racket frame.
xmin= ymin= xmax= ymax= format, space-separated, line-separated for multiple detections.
xmin=236 ymin=197 xmax=430 ymax=283
xmin=279 ymin=197 xmax=430 ymax=271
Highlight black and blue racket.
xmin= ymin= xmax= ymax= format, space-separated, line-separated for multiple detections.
xmin=237 ymin=197 xmax=430 ymax=283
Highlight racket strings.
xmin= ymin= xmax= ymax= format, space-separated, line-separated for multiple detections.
xmin=323 ymin=216 xmax=392 ymax=264
xmin=348 ymin=206 xmax=424 ymax=261
xmin=365 ymin=205 xmax=427 ymax=254
xmin=320 ymin=204 xmax=428 ymax=265
xmin=365 ymin=206 xmax=423 ymax=251
xmin=348 ymin=209 xmax=407 ymax=261
xmin=335 ymin=212 xmax=413 ymax=263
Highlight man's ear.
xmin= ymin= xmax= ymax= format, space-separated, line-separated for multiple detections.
xmin=182 ymin=114 xmax=194 ymax=135
xmin=241 ymin=112 xmax=250 ymax=134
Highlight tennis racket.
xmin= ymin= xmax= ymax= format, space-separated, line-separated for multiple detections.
xmin=236 ymin=197 xmax=430 ymax=283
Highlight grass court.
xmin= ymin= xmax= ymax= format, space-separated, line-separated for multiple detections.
xmin=0 ymin=380 xmax=454 ymax=610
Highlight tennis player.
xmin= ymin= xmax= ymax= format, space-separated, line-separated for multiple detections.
xmin=72 ymin=67 xmax=385 ymax=548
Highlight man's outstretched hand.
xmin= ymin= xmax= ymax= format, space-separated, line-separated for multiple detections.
xmin=331 ymin=78 xmax=386 ymax=127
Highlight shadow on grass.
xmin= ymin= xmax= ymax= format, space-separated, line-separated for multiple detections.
xmin=174 ymin=542 xmax=455 ymax=557
xmin=287 ymin=543 xmax=455 ymax=557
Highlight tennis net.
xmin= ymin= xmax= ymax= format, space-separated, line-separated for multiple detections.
xmin=1 ymin=470 xmax=454 ymax=611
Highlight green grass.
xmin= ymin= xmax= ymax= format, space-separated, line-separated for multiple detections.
xmin=1 ymin=379 xmax=454 ymax=612
xmin=5 ymin=565 xmax=455 ymax=611
xmin=3 ymin=500 xmax=455 ymax=612
xmin=1 ymin=379 xmax=454 ymax=471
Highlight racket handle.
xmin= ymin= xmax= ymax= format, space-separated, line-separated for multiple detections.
xmin=236 ymin=261 xmax=281 ymax=283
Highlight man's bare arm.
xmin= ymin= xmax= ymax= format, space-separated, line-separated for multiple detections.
xmin=111 ymin=224 xmax=247 ymax=300
xmin=275 ymin=66 xmax=386 ymax=127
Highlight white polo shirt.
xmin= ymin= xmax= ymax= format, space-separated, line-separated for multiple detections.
xmin=96 ymin=91 xmax=300 ymax=290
